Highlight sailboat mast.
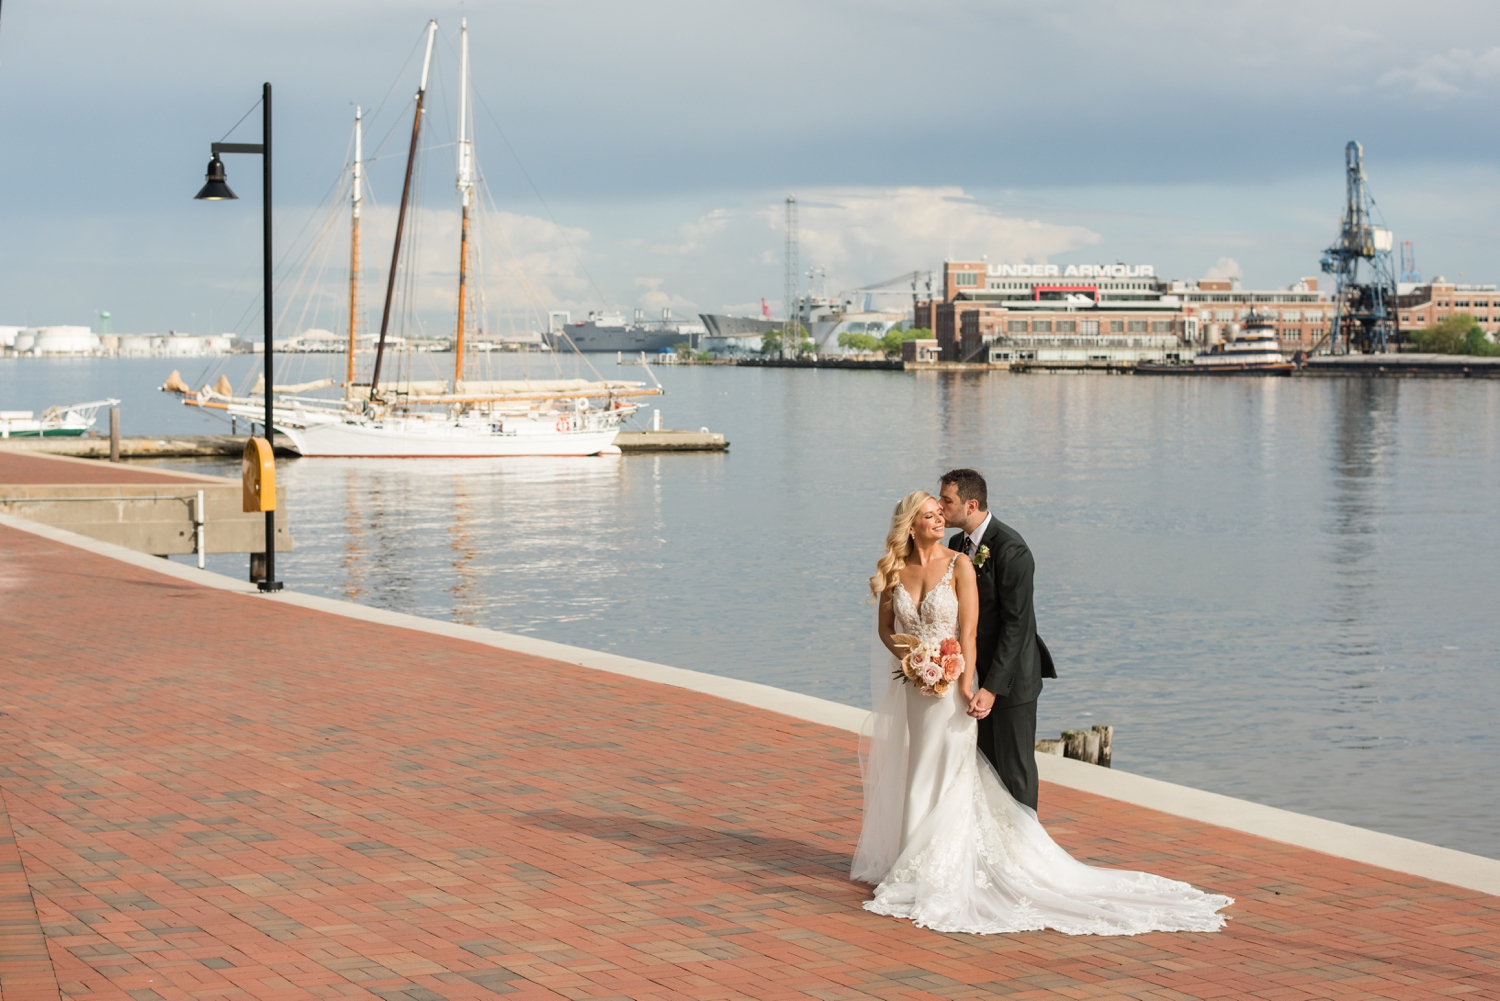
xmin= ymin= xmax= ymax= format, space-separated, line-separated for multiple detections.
xmin=346 ymin=106 xmax=362 ymax=390
xmin=370 ymin=19 xmax=437 ymax=398
xmin=454 ymin=17 xmax=473 ymax=385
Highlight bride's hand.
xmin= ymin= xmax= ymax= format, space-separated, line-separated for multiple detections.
xmin=958 ymin=680 xmax=974 ymax=703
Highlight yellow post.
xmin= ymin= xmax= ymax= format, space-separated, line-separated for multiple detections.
xmin=242 ymin=437 xmax=276 ymax=512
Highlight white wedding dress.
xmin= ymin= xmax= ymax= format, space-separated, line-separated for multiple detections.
xmin=852 ymin=555 xmax=1232 ymax=935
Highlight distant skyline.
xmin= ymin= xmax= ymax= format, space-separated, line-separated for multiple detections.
xmin=3 ymin=1 xmax=1500 ymax=335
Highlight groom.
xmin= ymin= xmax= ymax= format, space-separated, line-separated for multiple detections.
xmin=938 ymin=468 xmax=1056 ymax=811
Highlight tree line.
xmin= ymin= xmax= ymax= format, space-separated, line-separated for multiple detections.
xmin=1407 ymin=313 xmax=1500 ymax=357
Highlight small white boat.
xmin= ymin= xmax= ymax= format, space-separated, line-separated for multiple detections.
xmin=1138 ymin=312 xmax=1292 ymax=375
xmin=0 ymin=399 xmax=119 ymax=437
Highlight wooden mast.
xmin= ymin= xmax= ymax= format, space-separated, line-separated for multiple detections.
xmin=454 ymin=18 xmax=473 ymax=386
xmin=346 ymin=106 xmax=362 ymax=391
xmin=370 ymin=20 xmax=437 ymax=399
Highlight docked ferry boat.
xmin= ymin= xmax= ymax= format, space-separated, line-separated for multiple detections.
xmin=1137 ymin=312 xmax=1293 ymax=375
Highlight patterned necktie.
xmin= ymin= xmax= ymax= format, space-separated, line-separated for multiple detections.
xmin=964 ymin=537 xmax=975 ymax=557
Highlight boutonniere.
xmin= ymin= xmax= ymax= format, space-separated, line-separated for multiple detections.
xmin=973 ymin=544 xmax=990 ymax=568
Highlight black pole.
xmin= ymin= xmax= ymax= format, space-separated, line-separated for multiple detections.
xmin=370 ymin=86 xmax=427 ymax=397
xmin=260 ymin=82 xmax=282 ymax=592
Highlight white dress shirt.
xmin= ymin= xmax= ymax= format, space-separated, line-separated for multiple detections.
xmin=962 ymin=512 xmax=992 ymax=558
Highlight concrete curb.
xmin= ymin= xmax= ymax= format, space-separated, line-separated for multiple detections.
xmin=2 ymin=511 xmax=1496 ymax=896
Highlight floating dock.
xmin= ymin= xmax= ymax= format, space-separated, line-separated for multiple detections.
xmin=736 ymin=357 xmax=903 ymax=370
xmin=1300 ymin=353 xmax=1500 ymax=377
xmin=0 ymin=435 xmax=297 ymax=458
xmin=0 ymin=514 xmax=1494 ymax=1001
xmin=615 ymin=429 xmax=728 ymax=452
xmin=0 ymin=431 xmax=727 ymax=458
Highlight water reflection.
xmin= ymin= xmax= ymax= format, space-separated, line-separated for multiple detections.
xmin=1326 ymin=378 xmax=1398 ymax=654
xmin=448 ymin=477 xmax=480 ymax=626
xmin=1320 ymin=379 xmax=1403 ymax=752
xmin=283 ymin=457 xmax=630 ymax=630
xmin=341 ymin=467 xmax=367 ymax=601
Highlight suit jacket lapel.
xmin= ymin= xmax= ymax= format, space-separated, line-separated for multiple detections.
xmin=972 ymin=518 xmax=1002 ymax=573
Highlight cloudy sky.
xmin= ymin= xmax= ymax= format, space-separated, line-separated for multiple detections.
xmin=3 ymin=0 xmax=1499 ymax=335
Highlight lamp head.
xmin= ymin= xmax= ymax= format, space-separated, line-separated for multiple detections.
xmin=194 ymin=154 xmax=237 ymax=200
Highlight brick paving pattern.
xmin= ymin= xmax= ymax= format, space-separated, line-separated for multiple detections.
xmin=0 ymin=522 xmax=1496 ymax=1001
xmin=0 ymin=453 xmax=206 ymax=486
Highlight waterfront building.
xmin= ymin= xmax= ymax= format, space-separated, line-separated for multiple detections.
xmin=918 ymin=261 xmax=1332 ymax=363
xmin=1396 ymin=278 xmax=1498 ymax=335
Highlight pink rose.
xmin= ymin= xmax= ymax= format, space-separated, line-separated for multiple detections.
xmin=940 ymin=654 xmax=964 ymax=682
xmin=939 ymin=638 xmax=961 ymax=658
xmin=919 ymin=660 xmax=943 ymax=686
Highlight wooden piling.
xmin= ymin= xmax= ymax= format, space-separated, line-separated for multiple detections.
xmin=1059 ymin=726 xmax=1111 ymax=766
xmin=1092 ymin=724 xmax=1114 ymax=767
xmin=108 ymin=408 xmax=120 ymax=462
xmin=1034 ymin=738 xmax=1065 ymax=756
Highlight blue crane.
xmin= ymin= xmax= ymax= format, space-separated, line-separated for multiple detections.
xmin=1320 ymin=142 xmax=1399 ymax=354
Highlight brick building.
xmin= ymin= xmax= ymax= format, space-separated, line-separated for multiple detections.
xmin=1397 ymin=278 xmax=1499 ymax=335
xmin=918 ymin=260 xmax=1332 ymax=363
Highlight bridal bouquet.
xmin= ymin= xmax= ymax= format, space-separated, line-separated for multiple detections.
xmin=890 ymin=635 xmax=964 ymax=696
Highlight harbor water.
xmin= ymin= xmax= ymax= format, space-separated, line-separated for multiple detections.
xmin=2 ymin=356 xmax=1497 ymax=859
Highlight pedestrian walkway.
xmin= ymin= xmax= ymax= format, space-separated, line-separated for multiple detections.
xmin=0 ymin=522 xmax=1496 ymax=1001
xmin=0 ymin=451 xmax=207 ymax=486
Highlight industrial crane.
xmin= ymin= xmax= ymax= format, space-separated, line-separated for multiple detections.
xmin=1320 ymin=142 xmax=1399 ymax=354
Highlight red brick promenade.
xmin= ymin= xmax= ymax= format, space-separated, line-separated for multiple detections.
xmin=0 ymin=452 xmax=207 ymax=486
xmin=0 ymin=524 xmax=1496 ymax=1001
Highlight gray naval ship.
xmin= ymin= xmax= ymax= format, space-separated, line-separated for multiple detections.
xmin=697 ymin=313 xmax=782 ymax=352
xmin=543 ymin=309 xmax=706 ymax=353
xmin=698 ymin=313 xmax=782 ymax=339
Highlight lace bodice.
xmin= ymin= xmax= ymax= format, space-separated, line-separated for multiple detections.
xmin=892 ymin=555 xmax=959 ymax=643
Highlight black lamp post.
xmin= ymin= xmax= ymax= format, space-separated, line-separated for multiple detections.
xmin=196 ymin=81 xmax=282 ymax=592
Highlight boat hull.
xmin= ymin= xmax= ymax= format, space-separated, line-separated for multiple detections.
xmin=1136 ymin=362 xmax=1294 ymax=376
xmin=278 ymin=419 xmax=621 ymax=457
xmin=543 ymin=323 xmax=692 ymax=354
xmin=0 ymin=427 xmax=89 ymax=437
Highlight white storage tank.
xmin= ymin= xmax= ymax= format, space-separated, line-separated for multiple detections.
xmin=161 ymin=333 xmax=204 ymax=356
xmin=0 ymin=326 xmax=20 ymax=349
xmin=14 ymin=330 xmax=37 ymax=353
xmin=118 ymin=335 xmax=155 ymax=356
xmin=33 ymin=326 xmax=100 ymax=354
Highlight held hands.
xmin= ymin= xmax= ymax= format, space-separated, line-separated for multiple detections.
xmin=967 ymin=687 xmax=995 ymax=719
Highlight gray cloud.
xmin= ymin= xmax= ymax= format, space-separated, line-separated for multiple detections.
xmin=2 ymin=0 xmax=1499 ymax=332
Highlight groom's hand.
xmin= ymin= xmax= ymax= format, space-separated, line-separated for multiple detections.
xmin=968 ymin=688 xmax=995 ymax=719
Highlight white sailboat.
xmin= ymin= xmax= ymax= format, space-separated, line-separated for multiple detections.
xmin=180 ymin=19 xmax=660 ymax=457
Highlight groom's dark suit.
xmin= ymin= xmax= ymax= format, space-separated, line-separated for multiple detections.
xmin=950 ymin=516 xmax=1055 ymax=811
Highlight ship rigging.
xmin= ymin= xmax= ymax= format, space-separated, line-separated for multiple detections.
xmin=171 ymin=18 xmax=660 ymax=456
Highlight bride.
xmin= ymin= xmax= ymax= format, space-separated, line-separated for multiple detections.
xmin=852 ymin=491 xmax=1232 ymax=936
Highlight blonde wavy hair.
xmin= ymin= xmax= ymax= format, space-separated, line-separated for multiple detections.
xmin=869 ymin=491 xmax=936 ymax=598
